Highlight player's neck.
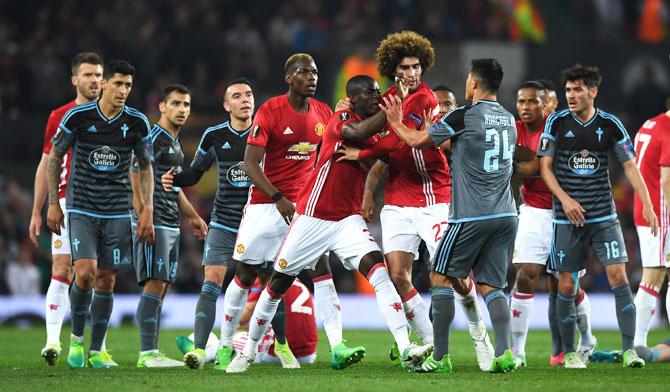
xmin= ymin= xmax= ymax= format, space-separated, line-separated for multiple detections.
xmin=230 ymin=116 xmax=251 ymax=132
xmin=75 ymin=94 xmax=96 ymax=106
xmin=287 ymin=90 xmax=310 ymax=114
xmin=157 ymin=118 xmax=180 ymax=138
xmin=523 ymin=119 xmax=543 ymax=134
xmin=472 ymin=92 xmax=497 ymax=104
xmin=572 ymin=106 xmax=596 ymax=123
xmin=98 ymin=98 xmax=123 ymax=120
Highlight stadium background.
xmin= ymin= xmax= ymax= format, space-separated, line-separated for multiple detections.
xmin=0 ymin=0 xmax=669 ymax=328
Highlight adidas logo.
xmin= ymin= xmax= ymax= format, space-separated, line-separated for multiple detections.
xmin=222 ymin=142 xmax=232 ymax=149
xmin=565 ymin=130 xmax=575 ymax=138
xmin=143 ymin=317 xmax=158 ymax=324
xmin=168 ymin=147 xmax=174 ymax=154
xmin=195 ymin=311 xmax=207 ymax=319
xmin=87 ymin=125 xmax=97 ymax=133
xmin=283 ymin=127 xmax=293 ymax=135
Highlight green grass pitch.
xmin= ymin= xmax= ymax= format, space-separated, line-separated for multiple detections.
xmin=1 ymin=326 xmax=668 ymax=391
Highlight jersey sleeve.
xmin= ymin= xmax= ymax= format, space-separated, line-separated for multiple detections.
xmin=359 ymin=130 xmax=403 ymax=159
xmin=51 ymin=109 xmax=79 ymax=151
xmin=42 ymin=110 xmax=59 ymax=154
xmin=247 ymin=104 xmax=274 ymax=148
xmin=536 ymin=112 xmax=560 ymax=157
xmin=428 ymin=106 xmax=466 ymax=146
xmin=403 ymin=93 xmax=432 ymax=130
xmin=334 ymin=110 xmax=358 ymax=139
xmin=609 ymin=119 xmax=636 ymax=163
xmin=132 ymin=116 xmax=153 ymax=162
xmin=191 ymin=131 xmax=216 ymax=171
xmin=660 ymin=130 xmax=670 ymax=167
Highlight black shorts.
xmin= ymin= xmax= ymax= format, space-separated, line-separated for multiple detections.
xmin=68 ymin=212 xmax=133 ymax=270
xmin=432 ymin=216 xmax=517 ymax=289
xmin=133 ymin=225 xmax=179 ymax=284
xmin=550 ymin=219 xmax=627 ymax=272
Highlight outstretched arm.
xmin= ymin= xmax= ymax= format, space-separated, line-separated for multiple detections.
xmin=341 ymin=110 xmax=388 ymax=142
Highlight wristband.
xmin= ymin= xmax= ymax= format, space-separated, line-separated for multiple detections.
xmin=271 ymin=192 xmax=283 ymax=202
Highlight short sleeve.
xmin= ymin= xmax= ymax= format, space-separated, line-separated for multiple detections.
xmin=247 ymin=104 xmax=274 ymax=148
xmin=334 ymin=110 xmax=357 ymax=138
xmin=536 ymin=112 xmax=560 ymax=158
xmin=133 ymin=117 xmax=153 ymax=161
xmin=403 ymin=93 xmax=432 ymax=130
xmin=660 ymin=131 xmax=670 ymax=167
xmin=191 ymin=132 xmax=216 ymax=171
xmin=43 ymin=110 xmax=59 ymax=154
xmin=609 ymin=119 xmax=636 ymax=163
xmin=428 ymin=106 xmax=466 ymax=146
xmin=51 ymin=125 xmax=75 ymax=151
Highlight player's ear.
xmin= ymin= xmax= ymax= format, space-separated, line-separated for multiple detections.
xmin=589 ymin=86 xmax=599 ymax=99
xmin=158 ymin=101 xmax=166 ymax=114
xmin=223 ymin=100 xmax=231 ymax=113
xmin=284 ymin=73 xmax=292 ymax=85
xmin=71 ymin=75 xmax=78 ymax=88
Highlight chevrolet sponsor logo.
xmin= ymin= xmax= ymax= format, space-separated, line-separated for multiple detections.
xmin=287 ymin=142 xmax=318 ymax=154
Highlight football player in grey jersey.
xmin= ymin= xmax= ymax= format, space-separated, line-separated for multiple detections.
xmin=381 ymin=58 xmax=518 ymax=374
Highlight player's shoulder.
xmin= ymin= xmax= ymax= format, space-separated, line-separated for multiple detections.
xmin=310 ymin=97 xmax=334 ymax=118
xmin=260 ymin=94 xmax=288 ymax=112
xmin=545 ymin=109 xmax=571 ymax=127
xmin=332 ymin=110 xmax=359 ymax=123
xmin=51 ymin=100 xmax=78 ymax=118
xmin=595 ymin=109 xmax=627 ymax=132
xmin=150 ymin=124 xmax=176 ymax=143
xmin=60 ymin=101 xmax=97 ymax=124
xmin=199 ymin=121 xmax=230 ymax=142
xmin=123 ymin=105 xmax=150 ymax=123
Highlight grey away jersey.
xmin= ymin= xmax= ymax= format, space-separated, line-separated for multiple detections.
xmin=191 ymin=121 xmax=251 ymax=231
xmin=53 ymin=100 xmax=151 ymax=217
xmin=428 ymin=100 xmax=517 ymax=223
xmin=537 ymin=108 xmax=635 ymax=224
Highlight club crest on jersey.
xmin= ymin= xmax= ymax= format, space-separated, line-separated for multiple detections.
xmin=568 ymin=149 xmax=599 ymax=175
xmin=121 ymin=123 xmax=129 ymax=138
xmin=54 ymin=240 xmax=63 ymax=249
xmin=252 ymin=125 xmax=261 ymax=138
xmin=236 ymin=244 xmax=245 ymax=255
xmin=286 ymin=142 xmax=318 ymax=160
xmin=339 ymin=112 xmax=350 ymax=121
xmin=89 ymin=145 xmax=120 ymax=172
xmin=315 ymin=122 xmax=325 ymax=136
xmin=226 ymin=162 xmax=251 ymax=187
xmin=278 ymin=258 xmax=288 ymax=269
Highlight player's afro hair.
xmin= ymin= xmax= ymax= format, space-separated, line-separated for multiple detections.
xmin=285 ymin=53 xmax=315 ymax=74
xmin=375 ymin=31 xmax=435 ymax=80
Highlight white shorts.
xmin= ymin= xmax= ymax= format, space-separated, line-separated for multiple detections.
xmin=380 ymin=203 xmax=449 ymax=259
xmin=636 ymin=225 xmax=670 ymax=268
xmin=275 ymin=214 xmax=381 ymax=276
xmin=51 ymin=198 xmax=71 ymax=255
xmin=513 ymin=204 xmax=553 ymax=265
xmin=234 ymin=203 xmax=289 ymax=265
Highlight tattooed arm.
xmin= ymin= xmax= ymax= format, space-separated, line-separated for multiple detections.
xmin=46 ymin=147 xmax=66 ymax=235
xmin=135 ymin=153 xmax=155 ymax=244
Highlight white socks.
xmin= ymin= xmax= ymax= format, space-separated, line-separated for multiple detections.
xmin=575 ymin=289 xmax=595 ymax=347
xmin=313 ymin=274 xmax=343 ymax=348
xmin=242 ymin=287 xmax=281 ymax=358
xmin=634 ymin=283 xmax=659 ymax=347
xmin=455 ymin=277 xmax=486 ymax=335
xmin=510 ymin=292 xmax=534 ymax=356
xmin=219 ymin=277 xmax=250 ymax=348
xmin=45 ymin=277 xmax=70 ymax=346
xmin=402 ymin=288 xmax=433 ymax=344
xmin=367 ymin=265 xmax=411 ymax=353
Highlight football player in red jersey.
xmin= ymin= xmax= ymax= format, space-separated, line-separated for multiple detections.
xmin=632 ymin=99 xmax=670 ymax=347
xmin=226 ymin=75 xmax=433 ymax=374
xmin=28 ymin=52 xmax=108 ymax=366
xmin=338 ymin=31 xmax=493 ymax=371
xmin=510 ymin=81 xmax=595 ymax=367
xmin=216 ymin=53 xmax=360 ymax=371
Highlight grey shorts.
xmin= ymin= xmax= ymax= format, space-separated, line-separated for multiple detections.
xmin=202 ymin=226 xmax=237 ymax=267
xmin=133 ymin=225 xmax=179 ymax=284
xmin=68 ymin=212 xmax=133 ymax=270
xmin=550 ymin=219 xmax=627 ymax=272
xmin=432 ymin=217 xmax=517 ymax=289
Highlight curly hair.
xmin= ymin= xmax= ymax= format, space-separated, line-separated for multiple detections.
xmin=375 ymin=31 xmax=435 ymax=80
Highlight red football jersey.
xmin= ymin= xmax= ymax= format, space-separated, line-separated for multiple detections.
xmin=634 ymin=113 xmax=670 ymax=227
xmin=359 ymin=82 xmax=451 ymax=207
xmin=247 ymin=280 xmax=318 ymax=358
xmin=247 ymin=94 xmax=333 ymax=204
xmin=296 ymin=110 xmax=379 ymax=221
xmin=43 ymin=100 xmax=77 ymax=199
xmin=516 ymin=118 xmax=552 ymax=209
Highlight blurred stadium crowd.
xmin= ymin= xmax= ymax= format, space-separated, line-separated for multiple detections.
xmin=0 ymin=0 xmax=669 ymax=296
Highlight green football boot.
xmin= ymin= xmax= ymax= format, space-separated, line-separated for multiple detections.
xmin=88 ymin=351 xmax=111 ymax=369
xmin=490 ymin=349 xmax=517 ymax=373
xmin=399 ymin=343 xmax=433 ymax=371
xmin=212 ymin=346 xmax=235 ymax=370
xmin=330 ymin=340 xmax=366 ymax=370
xmin=175 ymin=335 xmax=195 ymax=355
xmin=67 ymin=340 xmax=85 ymax=369
xmin=137 ymin=351 xmax=184 ymax=368
xmin=274 ymin=340 xmax=300 ymax=368
xmin=564 ymin=351 xmax=586 ymax=368
xmin=417 ymin=353 xmax=453 ymax=373
xmin=389 ymin=342 xmax=400 ymax=366
xmin=41 ymin=343 xmax=61 ymax=366
xmin=623 ymin=349 xmax=645 ymax=368
xmin=100 ymin=350 xmax=118 ymax=367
